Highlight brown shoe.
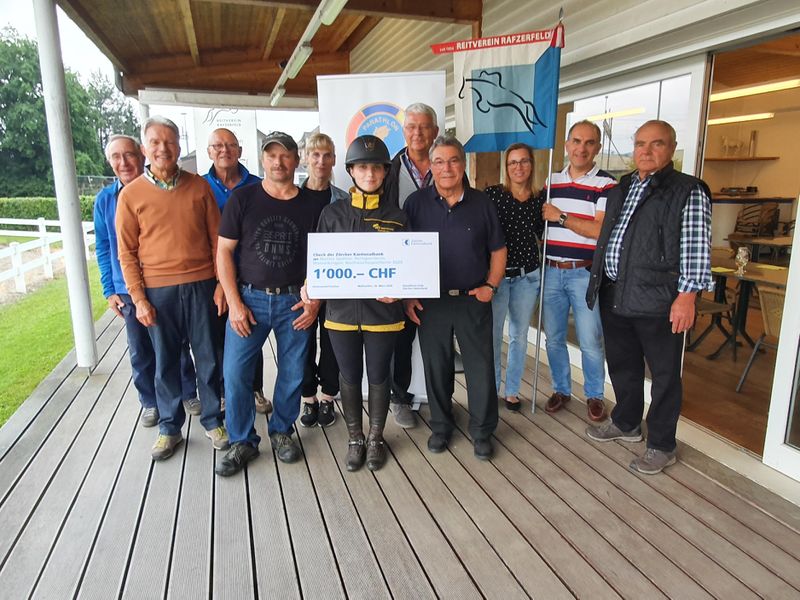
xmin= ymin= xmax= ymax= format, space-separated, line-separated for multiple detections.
xmin=545 ymin=392 xmax=570 ymax=414
xmin=587 ymin=397 xmax=607 ymax=422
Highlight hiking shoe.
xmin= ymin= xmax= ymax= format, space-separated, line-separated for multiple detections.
xmin=183 ymin=396 xmax=201 ymax=416
xmin=390 ymin=402 xmax=417 ymax=428
xmin=299 ymin=401 xmax=319 ymax=427
xmin=215 ymin=443 xmax=260 ymax=477
xmin=140 ymin=407 xmax=159 ymax=428
xmin=205 ymin=426 xmax=230 ymax=450
xmin=317 ymin=401 xmax=336 ymax=428
xmin=630 ymin=448 xmax=677 ymax=475
xmin=254 ymin=390 xmax=272 ymax=414
xmin=270 ymin=432 xmax=301 ymax=463
xmin=151 ymin=433 xmax=183 ymax=461
xmin=586 ymin=420 xmax=643 ymax=443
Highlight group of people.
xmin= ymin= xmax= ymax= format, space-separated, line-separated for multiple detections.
xmin=95 ymin=100 xmax=711 ymax=478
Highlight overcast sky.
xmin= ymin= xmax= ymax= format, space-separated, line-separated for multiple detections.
xmin=0 ymin=0 xmax=319 ymax=152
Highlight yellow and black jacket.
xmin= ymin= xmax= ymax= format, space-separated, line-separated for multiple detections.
xmin=317 ymin=188 xmax=407 ymax=332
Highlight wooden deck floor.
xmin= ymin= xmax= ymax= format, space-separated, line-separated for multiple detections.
xmin=2 ymin=311 xmax=800 ymax=598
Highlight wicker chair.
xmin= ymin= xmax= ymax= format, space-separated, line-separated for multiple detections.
xmin=736 ymin=285 xmax=785 ymax=393
xmin=728 ymin=202 xmax=779 ymax=254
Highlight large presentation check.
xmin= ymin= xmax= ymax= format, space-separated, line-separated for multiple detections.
xmin=306 ymin=232 xmax=439 ymax=299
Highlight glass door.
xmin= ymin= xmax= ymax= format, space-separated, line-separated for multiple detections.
xmin=763 ymin=221 xmax=800 ymax=480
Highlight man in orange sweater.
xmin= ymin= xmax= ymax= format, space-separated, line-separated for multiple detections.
xmin=116 ymin=116 xmax=228 ymax=461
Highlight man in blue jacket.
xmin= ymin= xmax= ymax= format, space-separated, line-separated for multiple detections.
xmin=202 ymin=128 xmax=273 ymax=415
xmin=94 ymin=134 xmax=198 ymax=427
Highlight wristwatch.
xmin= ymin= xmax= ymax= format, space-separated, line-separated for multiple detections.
xmin=483 ymin=282 xmax=498 ymax=295
xmin=558 ymin=213 xmax=569 ymax=226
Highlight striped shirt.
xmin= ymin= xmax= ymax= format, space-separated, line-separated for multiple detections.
xmin=544 ymin=164 xmax=616 ymax=262
xmin=604 ymin=173 xmax=713 ymax=293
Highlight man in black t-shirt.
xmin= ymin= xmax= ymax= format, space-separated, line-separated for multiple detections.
xmin=215 ymin=132 xmax=323 ymax=476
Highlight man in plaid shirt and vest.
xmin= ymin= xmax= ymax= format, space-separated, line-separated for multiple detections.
xmin=585 ymin=120 xmax=713 ymax=475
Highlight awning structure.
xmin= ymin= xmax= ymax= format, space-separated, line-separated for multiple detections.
xmin=58 ymin=0 xmax=483 ymax=105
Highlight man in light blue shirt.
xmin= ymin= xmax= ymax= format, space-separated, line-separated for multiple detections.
xmin=94 ymin=134 xmax=198 ymax=427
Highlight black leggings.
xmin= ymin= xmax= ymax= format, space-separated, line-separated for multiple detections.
xmin=328 ymin=330 xmax=399 ymax=386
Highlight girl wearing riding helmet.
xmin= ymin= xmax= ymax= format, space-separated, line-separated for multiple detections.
xmin=303 ymin=135 xmax=407 ymax=471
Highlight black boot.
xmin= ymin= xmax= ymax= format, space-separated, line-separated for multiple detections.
xmin=366 ymin=379 xmax=391 ymax=471
xmin=339 ymin=376 xmax=365 ymax=472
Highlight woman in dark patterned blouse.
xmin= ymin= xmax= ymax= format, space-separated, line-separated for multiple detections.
xmin=485 ymin=143 xmax=545 ymax=411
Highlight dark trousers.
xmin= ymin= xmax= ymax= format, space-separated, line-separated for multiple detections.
xmin=417 ymin=296 xmax=498 ymax=440
xmin=390 ymin=316 xmax=417 ymax=403
xmin=215 ymin=312 xmax=263 ymax=393
xmin=119 ymin=293 xmax=197 ymax=408
xmin=328 ymin=329 xmax=398 ymax=386
xmin=302 ymin=307 xmax=340 ymax=397
xmin=146 ymin=279 xmax=223 ymax=436
xmin=599 ymin=285 xmax=684 ymax=452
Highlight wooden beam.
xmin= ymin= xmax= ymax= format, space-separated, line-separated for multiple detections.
xmin=195 ymin=0 xmax=482 ymax=24
xmin=338 ymin=16 xmax=380 ymax=52
xmin=178 ymin=0 xmax=201 ymax=65
xmin=127 ymin=52 xmax=349 ymax=89
xmin=57 ymin=1 xmax=132 ymax=72
xmin=261 ymin=7 xmax=286 ymax=60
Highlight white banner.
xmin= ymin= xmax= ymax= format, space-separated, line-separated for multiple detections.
xmin=193 ymin=108 xmax=259 ymax=177
xmin=317 ymin=71 xmax=447 ymax=189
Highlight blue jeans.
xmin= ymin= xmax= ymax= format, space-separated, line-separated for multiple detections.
xmin=146 ymin=279 xmax=223 ymax=435
xmin=492 ymin=270 xmax=540 ymax=397
xmin=119 ymin=294 xmax=197 ymax=408
xmin=224 ymin=287 xmax=310 ymax=447
xmin=542 ymin=266 xmax=605 ymax=399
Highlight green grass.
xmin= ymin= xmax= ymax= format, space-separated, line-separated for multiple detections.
xmin=0 ymin=235 xmax=37 ymax=244
xmin=0 ymin=261 xmax=108 ymax=427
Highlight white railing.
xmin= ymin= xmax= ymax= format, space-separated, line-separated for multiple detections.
xmin=0 ymin=218 xmax=95 ymax=294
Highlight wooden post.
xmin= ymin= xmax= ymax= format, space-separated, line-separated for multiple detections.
xmin=39 ymin=217 xmax=54 ymax=279
xmin=11 ymin=242 xmax=26 ymax=293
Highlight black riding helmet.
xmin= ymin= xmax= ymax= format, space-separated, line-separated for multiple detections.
xmin=345 ymin=135 xmax=391 ymax=168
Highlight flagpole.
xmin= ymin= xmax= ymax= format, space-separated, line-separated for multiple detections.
xmin=532 ymin=147 xmax=554 ymax=414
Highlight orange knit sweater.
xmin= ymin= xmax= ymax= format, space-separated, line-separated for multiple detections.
xmin=116 ymin=172 xmax=219 ymax=303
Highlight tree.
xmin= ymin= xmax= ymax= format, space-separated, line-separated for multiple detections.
xmin=0 ymin=27 xmax=115 ymax=196
xmin=86 ymin=70 xmax=140 ymax=175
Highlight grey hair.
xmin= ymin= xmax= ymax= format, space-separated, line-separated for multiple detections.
xmin=142 ymin=116 xmax=180 ymax=142
xmin=405 ymin=102 xmax=438 ymax=123
xmin=428 ymin=135 xmax=466 ymax=163
xmin=637 ymin=119 xmax=677 ymax=145
xmin=104 ymin=134 xmax=141 ymax=159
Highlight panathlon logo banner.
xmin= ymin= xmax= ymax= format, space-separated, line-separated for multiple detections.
xmin=345 ymin=102 xmax=406 ymax=157
xmin=317 ymin=71 xmax=446 ymax=189
xmin=433 ymin=23 xmax=564 ymax=152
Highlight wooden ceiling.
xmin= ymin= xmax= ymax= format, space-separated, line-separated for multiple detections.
xmin=58 ymin=0 xmax=482 ymax=98
xmin=712 ymin=32 xmax=800 ymax=90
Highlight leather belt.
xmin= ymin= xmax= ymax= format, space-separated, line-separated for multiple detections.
xmin=546 ymin=259 xmax=592 ymax=270
xmin=241 ymin=283 xmax=302 ymax=295
xmin=446 ymin=289 xmax=471 ymax=297
xmin=505 ymin=266 xmax=536 ymax=278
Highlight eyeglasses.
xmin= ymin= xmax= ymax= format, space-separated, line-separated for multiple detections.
xmin=209 ymin=143 xmax=240 ymax=151
xmin=507 ymin=158 xmax=532 ymax=168
xmin=431 ymin=157 xmax=462 ymax=168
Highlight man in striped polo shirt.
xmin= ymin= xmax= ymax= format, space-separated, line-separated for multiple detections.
xmin=541 ymin=120 xmax=616 ymax=421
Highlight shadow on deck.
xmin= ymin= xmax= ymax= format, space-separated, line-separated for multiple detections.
xmin=1 ymin=310 xmax=800 ymax=598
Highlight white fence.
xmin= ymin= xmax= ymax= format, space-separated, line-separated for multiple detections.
xmin=0 ymin=218 xmax=95 ymax=294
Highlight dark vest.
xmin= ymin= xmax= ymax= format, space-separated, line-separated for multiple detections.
xmin=586 ymin=162 xmax=710 ymax=318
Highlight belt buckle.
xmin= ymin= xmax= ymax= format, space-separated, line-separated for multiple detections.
xmin=448 ymin=289 xmax=459 ymax=296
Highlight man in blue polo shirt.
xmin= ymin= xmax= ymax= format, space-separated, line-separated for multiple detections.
xmin=404 ymin=135 xmax=507 ymax=460
xmin=94 ymin=134 xmax=198 ymax=427
xmin=203 ymin=128 xmax=272 ymax=415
